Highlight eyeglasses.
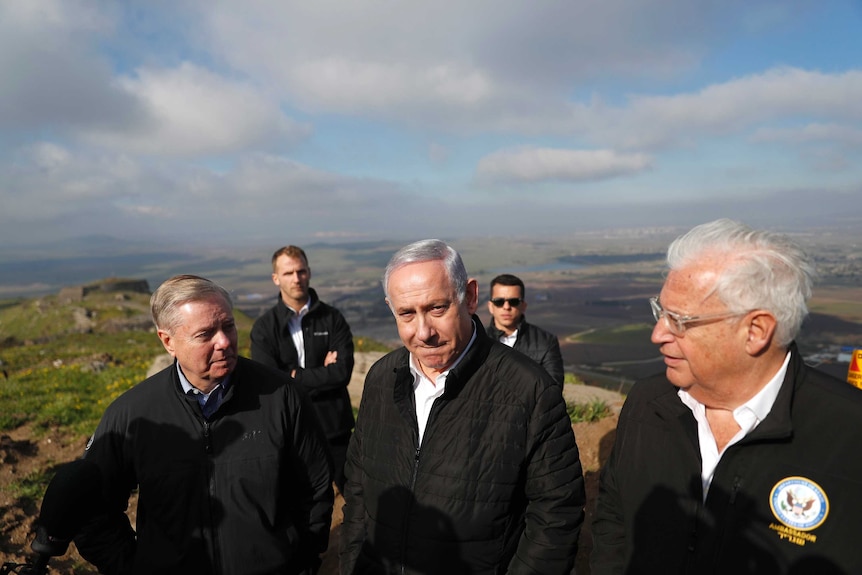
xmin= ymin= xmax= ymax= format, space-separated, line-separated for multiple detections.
xmin=490 ymin=297 xmax=522 ymax=308
xmin=649 ymin=296 xmax=748 ymax=336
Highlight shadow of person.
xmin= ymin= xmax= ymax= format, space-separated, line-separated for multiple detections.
xmin=351 ymin=485 xmax=470 ymax=574
xmin=574 ymin=426 xmax=618 ymax=575
xmin=627 ymin=477 xmax=850 ymax=575
xmin=74 ymin=416 xmax=245 ymax=574
xmin=788 ymin=555 xmax=844 ymax=575
xmin=627 ymin=478 xmax=780 ymax=574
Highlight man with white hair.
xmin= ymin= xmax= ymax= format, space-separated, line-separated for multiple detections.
xmin=592 ymin=219 xmax=862 ymax=574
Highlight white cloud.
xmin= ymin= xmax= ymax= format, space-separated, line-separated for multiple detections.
xmin=1 ymin=0 xmax=860 ymax=248
xmin=0 ymin=0 xmax=137 ymax=131
xmin=287 ymin=58 xmax=495 ymax=114
xmin=589 ymin=68 xmax=862 ymax=150
xmin=30 ymin=142 xmax=73 ymax=170
xmin=81 ymin=63 xmax=310 ymax=156
xmin=752 ymin=123 xmax=862 ymax=146
xmin=475 ymin=147 xmax=652 ymax=184
xmin=197 ymin=0 xmax=750 ymax=125
xmin=0 ymin=146 xmax=424 ymax=243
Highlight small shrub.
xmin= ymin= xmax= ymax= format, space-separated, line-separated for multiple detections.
xmin=564 ymin=372 xmax=585 ymax=385
xmin=567 ymin=399 xmax=611 ymax=424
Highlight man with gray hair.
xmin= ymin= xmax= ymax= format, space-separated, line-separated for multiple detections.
xmin=591 ymin=219 xmax=862 ymax=573
xmin=75 ymin=274 xmax=334 ymax=575
xmin=340 ymin=240 xmax=584 ymax=574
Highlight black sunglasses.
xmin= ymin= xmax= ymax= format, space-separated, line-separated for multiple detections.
xmin=490 ymin=297 xmax=522 ymax=308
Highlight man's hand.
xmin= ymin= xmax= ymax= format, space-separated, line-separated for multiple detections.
xmin=324 ymin=351 xmax=338 ymax=366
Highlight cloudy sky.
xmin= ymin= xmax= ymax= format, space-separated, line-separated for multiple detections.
xmin=2 ymin=0 xmax=861 ymax=248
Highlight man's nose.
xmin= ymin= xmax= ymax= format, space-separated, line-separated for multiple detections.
xmin=650 ymin=317 xmax=673 ymax=345
xmin=213 ymin=329 xmax=232 ymax=348
xmin=416 ymin=314 xmax=435 ymax=341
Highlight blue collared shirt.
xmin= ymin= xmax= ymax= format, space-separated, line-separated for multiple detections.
xmin=177 ymin=363 xmax=232 ymax=419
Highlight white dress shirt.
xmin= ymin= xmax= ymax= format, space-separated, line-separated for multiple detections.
xmin=410 ymin=326 xmax=477 ymax=445
xmin=678 ymin=351 xmax=791 ymax=501
xmin=287 ymin=301 xmax=310 ymax=368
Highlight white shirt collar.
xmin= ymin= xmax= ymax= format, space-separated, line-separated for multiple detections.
xmin=678 ymin=350 xmax=791 ymax=501
xmin=499 ymin=328 xmax=518 ymax=348
xmin=409 ymin=324 xmax=477 ymax=444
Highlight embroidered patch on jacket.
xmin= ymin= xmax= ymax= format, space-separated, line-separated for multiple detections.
xmin=769 ymin=476 xmax=829 ymax=533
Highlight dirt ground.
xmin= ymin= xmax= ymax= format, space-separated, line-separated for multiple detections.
xmin=0 ymin=352 xmax=622 ymax=574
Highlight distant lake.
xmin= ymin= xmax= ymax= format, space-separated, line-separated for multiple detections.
xmin=491 ymin=252 xmax=664 ymax=274
xmin=491 ymin=261 xmax=585 ymax=274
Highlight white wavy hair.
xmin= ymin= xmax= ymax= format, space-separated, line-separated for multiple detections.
xmin=666 ymin=219 xmax=816 ymax=346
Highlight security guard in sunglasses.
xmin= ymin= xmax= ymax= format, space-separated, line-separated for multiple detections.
xmin=486 ymin=273 xmax=564 ymax=385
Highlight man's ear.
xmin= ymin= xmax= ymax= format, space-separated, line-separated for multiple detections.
xmin=157 ymin=329 xmax=177 ymax=357
xmin=744 ymin=311 xmax=777 ymax=356
xmin=465 ymin=279 xmax=479 ymax=314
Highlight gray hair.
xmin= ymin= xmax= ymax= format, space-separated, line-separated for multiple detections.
xmin=667 ymin=218 xmax=816 ymax=346
xmin=150 ymin=274 xmax=233 ymax=333
xmin=383 ymin=239 xmax=468 ymax=303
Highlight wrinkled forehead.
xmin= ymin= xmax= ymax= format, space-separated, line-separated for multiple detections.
xmin=663 ymin=256 xmax=728 ymax=308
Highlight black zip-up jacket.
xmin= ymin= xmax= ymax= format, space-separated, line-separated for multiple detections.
xmin=591 ymin=345 xmax=862 ymax=574
xmin=75 ymin=358 xmax=334 ymax=575
xmin=251 ymin=288 xmax=355 ymax=440
xmin=486 ymin=315 xmax=565 ymax=385
xmin=340 ymin=317 xmax=585 ymax=574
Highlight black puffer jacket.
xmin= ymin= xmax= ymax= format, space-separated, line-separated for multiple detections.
xmin=340 ymin=318 xmax=584 ymax=574
xmin=486 ymin=316 xmax=565 ymax=385
xmin=251 ymin=288 xmax=355 ymax=440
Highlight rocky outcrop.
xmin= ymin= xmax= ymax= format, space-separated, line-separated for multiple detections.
xmin=59 ymin=278 xmax=150 ymax=303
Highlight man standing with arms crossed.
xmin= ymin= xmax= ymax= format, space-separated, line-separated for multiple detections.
xmin=251 ymin=245 xmax=355 ymax=494
xmin=486 ymin=273 xmax=565 ymax=385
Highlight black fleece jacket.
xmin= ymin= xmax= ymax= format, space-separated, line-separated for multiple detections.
xmin=75 ymin=358 xmax=334 ymax=575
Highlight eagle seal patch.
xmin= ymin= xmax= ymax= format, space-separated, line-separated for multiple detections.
xmin=769 ymin=476 xmax=829 ymax=531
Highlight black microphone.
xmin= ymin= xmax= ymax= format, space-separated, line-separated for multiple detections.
xmin=30 ymin=459 xmax=103 ymax=560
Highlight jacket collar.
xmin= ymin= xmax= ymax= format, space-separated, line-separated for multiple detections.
xmin=486 ymin=315 xmax=526 ymax=340
xmin=741 ymin=343 xmax=802 ymax=442
xmin=650 ymin=343 xmax=802 ymax=445
xmin=275 ymin=287 xmax=320 ymax=319
xmin=393 ymin=315 xmax=492 ymax=404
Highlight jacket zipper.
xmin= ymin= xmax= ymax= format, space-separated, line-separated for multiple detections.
xmin=202 ymin=420 xmax=223 ymax=574
xmin=399 ymin=394 xmax=444 ymax=574
xmin=710 ymin=475 xmax=743 ymax=569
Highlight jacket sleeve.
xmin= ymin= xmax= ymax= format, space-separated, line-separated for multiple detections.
xmin=294 ymin=309 xmax=355 ymax=397
xmin=508 ymin=384 xmax=585 ymax=574
xmin=250 ymin=313 xmax=282 ymax=371
xmin=338 ymin=367 xmax=373 ymax=574
xmin=589 ymin=401 xmax=629 ymax=574
xmin=73 ymin=413 xmax=138 ymax=575
xmin=541 ymin=335 xmax=565 ymax=386
xmin=285 ymin=384 xmax=335 ymax=563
